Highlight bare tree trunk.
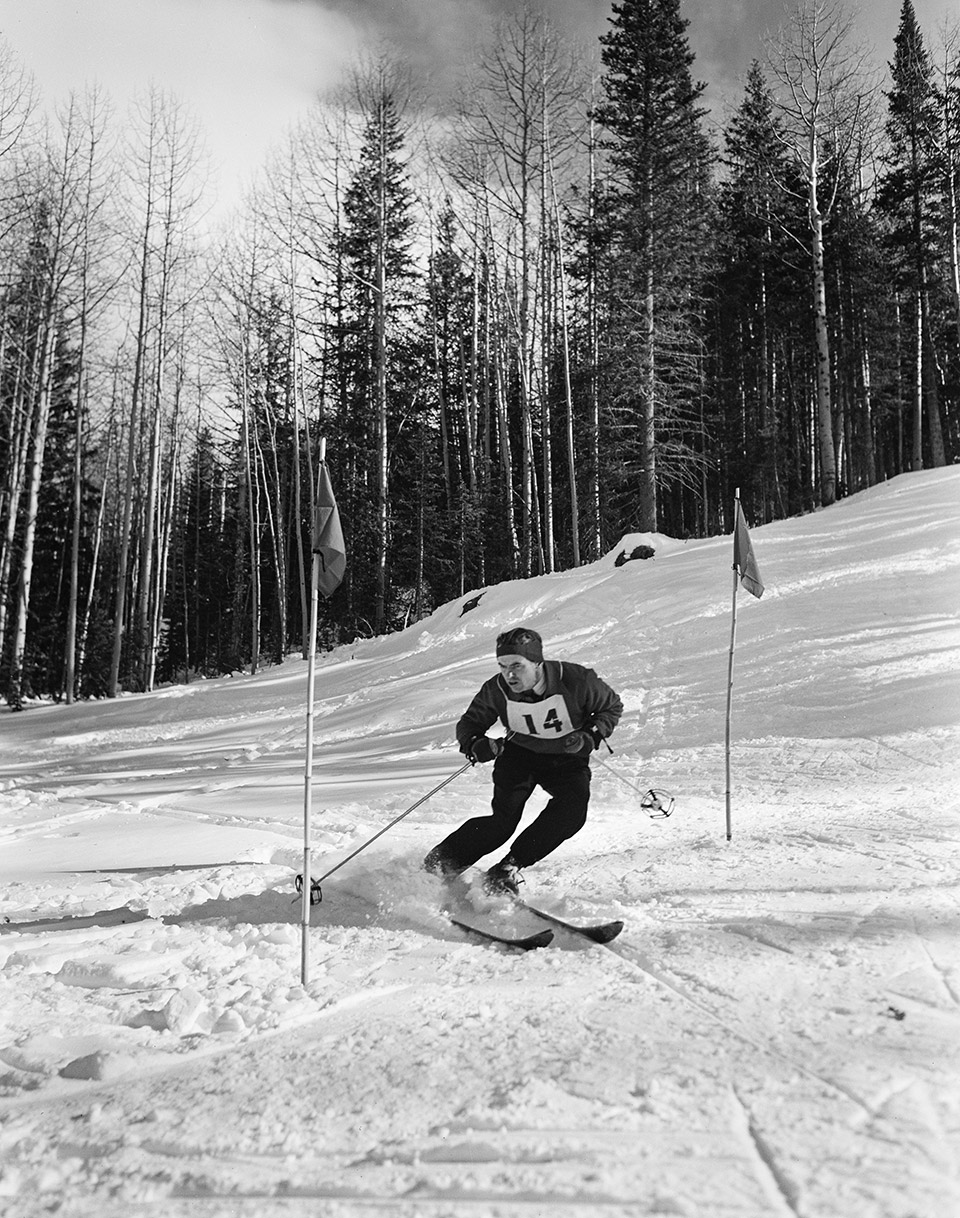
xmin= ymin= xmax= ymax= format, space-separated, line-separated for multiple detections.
xmin=282 ymin=165 xmax=310 ymax=659
xmin=491 ymin=264 xmax=520 ymax=572
xmin=290 ymin=320 xmax=309 ymax=657
xmin=146 ymin=347 xmax=186 ymax=690
xmin=550 ymin=166 xmax=579 ymax=566
xmin=539 ymin=85 xmax=554 ymax=574
xmin=64 ymin=89 xmax=113 ymax=702
xmin=0 ymin=331 xmax=33 ymax=663
xmin=586 ymin=108 xmax=601 ymax=559
xmin=912 ymin=291 xmax=923 ymax=469
xmin=137 ymin=374 xmax=163 ymax=688
xmin=108 ymin=118 xmax=154 ymax=697
xmin=809 ymin=128 xmax=837 ymax=504
xmin=261 ymin=402 xmax=288 ymax=662
xmin=64 ymin=343 xmax=86 ymax=703
xmin=77 ymin=419 xmax=114 ymax=688
xmin=769 ymin=0 xmax=869 ymax=507
xmin=240 ymin=354 xmax=261 ymax=675
xmin=0 ymin=72 xmax=39 ymax=657
xmin=8 ymin=321 xmax=55 ymax=708
xmin=858 ymin=310 xmax=877 ymax=487
xmin=463 ymin=209 xmax=480 ymax=496
xmin=7 ymin=99 xmax=97 ymax=706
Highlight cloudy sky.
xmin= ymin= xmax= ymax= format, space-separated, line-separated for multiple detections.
xmin=0 ymin=0 xmax=956 ymax=213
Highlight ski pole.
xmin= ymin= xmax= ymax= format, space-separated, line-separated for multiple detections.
xmin=297 ymin=758 xmax=474 ymax=902
xmin=593 ymin=753 xmax=675 ymax=818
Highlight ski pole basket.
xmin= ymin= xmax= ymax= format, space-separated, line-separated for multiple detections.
xmin=640 ymin=789 xmax=675 ymax=819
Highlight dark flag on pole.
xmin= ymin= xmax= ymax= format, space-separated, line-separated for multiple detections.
xmin=725 ymin=493 xmax=764 ymax=842
xmin=312 ymin=463 xmax=345 ymax=598
xmin=733 ymin=501 xmax=764 ymax=599
xmin=302 ymin=450 xmax=345 ymax=986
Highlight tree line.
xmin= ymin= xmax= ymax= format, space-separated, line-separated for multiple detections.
xmin=1 ymin=0 xmax=957 ymax=707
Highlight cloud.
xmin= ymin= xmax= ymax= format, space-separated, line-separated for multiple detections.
xmin=287 ymin=0 xmax=611 ymax=93
xmin=0 ymin=0 xmax=364 ymax=201
xmin=2 ymin=0 xmax=352 ymax=101
xmin=4 ymin=0 xmax=954 ymax=218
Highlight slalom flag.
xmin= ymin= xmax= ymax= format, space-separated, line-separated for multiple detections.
xmin=725 ymin=492 xmax=765 ymax=843
xmin=302 ymin=450 xmax=344 ymax=987
xmin=733 ymin=501 xmax=764 ymax=599
xmin=312 ymin=463 xmax=345 ymax=598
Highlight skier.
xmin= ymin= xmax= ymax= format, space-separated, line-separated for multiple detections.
xmin=423 ymin=626 xmax=623 ymax=894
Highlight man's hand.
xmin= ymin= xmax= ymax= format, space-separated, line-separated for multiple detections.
xmin=563 ymin=730 xmax=597 ymax=753
xmin=468 ymin=736 xmax=503 ymax=764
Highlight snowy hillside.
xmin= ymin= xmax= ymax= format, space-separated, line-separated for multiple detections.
xmin=1 ymin=468 xmax=958 ymax=1218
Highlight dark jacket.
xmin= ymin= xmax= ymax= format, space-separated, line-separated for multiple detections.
xmin=456 ymin=660 xmax=623 ymax=756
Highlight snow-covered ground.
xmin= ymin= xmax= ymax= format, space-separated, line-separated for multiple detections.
xmin=1 ymin=468 xmax=958 ymax=1218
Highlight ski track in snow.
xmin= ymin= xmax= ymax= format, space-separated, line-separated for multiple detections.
xmin=0 ymin=469 xmax=959 ymax=1217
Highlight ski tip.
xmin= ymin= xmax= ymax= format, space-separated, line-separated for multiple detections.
xmin=588 ymin=920 xmax=624 ymax=944
xmin=524 ymin=929 xmax=555 ymax=949
xmin=515 ymin=900 xmax=625 ymax=945
xmin=448 ymin=917 xmax=554 ymax=950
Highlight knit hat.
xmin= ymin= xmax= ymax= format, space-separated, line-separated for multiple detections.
xmin=495 ymin=627 xmax=543 ymax=663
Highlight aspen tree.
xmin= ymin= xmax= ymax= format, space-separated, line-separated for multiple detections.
xmin=768 ymin=0 xmax=872 ymax=506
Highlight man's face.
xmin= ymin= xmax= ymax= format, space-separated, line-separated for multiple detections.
xmin=498 ymin=654 xmax=540 ymax=693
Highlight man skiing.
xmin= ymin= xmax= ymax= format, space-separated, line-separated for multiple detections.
xmin=423 ymin=627 xmax=623 ymax=894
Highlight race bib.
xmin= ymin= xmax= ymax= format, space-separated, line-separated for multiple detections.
xmin=505 ymin=693 xmax=573 ymax=738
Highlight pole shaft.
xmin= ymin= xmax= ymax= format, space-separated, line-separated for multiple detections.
xmin=725 ymin=490 xmax=740 ymax=841
xmin=312 ymin=760 xmax=473 ymax=888
xmin=301 ymin=437 xmax=327 ymax=987
xmin=593 ymin=754 xmax=651 ymax=800
xmin=301 ymin=553 xmax=321 ymax=986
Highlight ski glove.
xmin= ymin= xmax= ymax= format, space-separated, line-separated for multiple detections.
xmin=468 ymin=736 xmax=503 ymax=765
xmin=563 ymin=729 xmax=599 ymax=753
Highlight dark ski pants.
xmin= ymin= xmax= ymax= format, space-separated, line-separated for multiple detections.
xmin=430 ymin=742 xmax=591 ymax=872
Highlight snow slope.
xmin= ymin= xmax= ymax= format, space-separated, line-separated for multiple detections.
xmin=1 ymin=468 xmax=958 ymax=1218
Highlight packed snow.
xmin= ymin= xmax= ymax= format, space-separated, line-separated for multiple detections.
xmin=1 ymin=468 xmax=958 ymax=1218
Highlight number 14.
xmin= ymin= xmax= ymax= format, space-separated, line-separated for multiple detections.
xmin=523 ymin=708 xmax=563 ymax=734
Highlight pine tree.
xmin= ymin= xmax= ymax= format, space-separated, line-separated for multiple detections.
xmin=425 ymin=200 xmax=487 ymax=598
xmin=877 ymin=0 xmax=947 ymax=470
xmin=715 ymin=61 xmax=805 ymax=521
xmin=943 ymin=41 xmax=960 ymax=364
xmin=593 ymin=0 xmax=714 ymax=532
xmin=340 ymin=70 xmax=419 ymax=633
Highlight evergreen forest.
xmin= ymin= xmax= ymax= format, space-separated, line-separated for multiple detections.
xmin=1 ymin=0 xmax=958 ymax=706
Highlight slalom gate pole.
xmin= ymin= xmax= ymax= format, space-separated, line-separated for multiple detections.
xmin=300 ymin=440 xmax=326 ymax=987
xmin=300 ymin=551 xmax=322 ymax=985
xmin=303 ymin=759 xmax=474 ymax=898
xmin=724 ymin=490 xmax=740 ymax=842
